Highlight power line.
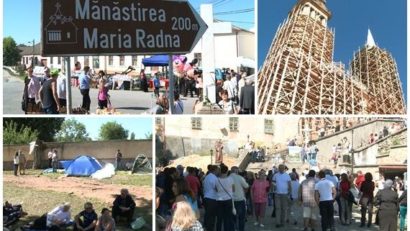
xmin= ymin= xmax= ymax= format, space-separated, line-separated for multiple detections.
xmin=214 ymin=8 xmax=254 ymax=15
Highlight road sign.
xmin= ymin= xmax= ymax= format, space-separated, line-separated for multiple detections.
xmin=41 ymin=0 xmax=207 ymax=56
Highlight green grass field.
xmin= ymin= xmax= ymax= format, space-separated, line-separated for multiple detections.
xmin=4 ymin=170 xmax=152 ymax=187
xmin=4 ymin=170 xmax=153 ymax=231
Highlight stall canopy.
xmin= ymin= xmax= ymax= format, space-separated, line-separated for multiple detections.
xmin=142 ymin=55 xmax=171 ymax=66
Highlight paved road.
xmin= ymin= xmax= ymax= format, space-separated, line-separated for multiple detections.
xmin=3 ymin=70 xmax=196 ymax=115
xmin=243 ymin=204 xmax=380 ymax=231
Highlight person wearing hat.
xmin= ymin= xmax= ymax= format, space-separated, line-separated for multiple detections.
xmin=39 ymin=69 xmax=60 ymax=114
xmin=375 ymin=179 xmax=399 ymax=231
xmin=47 ymin=202 xmax=73 ymax=229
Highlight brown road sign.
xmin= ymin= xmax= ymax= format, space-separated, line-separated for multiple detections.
xmin=41 ymin=0 xmax=207 ymax=56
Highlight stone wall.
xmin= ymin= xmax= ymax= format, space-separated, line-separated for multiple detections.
xmin=3 ymin=140 xmax=152 ymax=170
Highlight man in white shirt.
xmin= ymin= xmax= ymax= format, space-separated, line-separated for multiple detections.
xmin=47 ymin=203 xmax=72 ymax=229
xmin=222 ymin=74 xmax=237 ymax=101
xmin=229 ymin=166 xmax=249 ymax=231
xmin=203 ymin=165 xmax=219 ymax=231
xmin=57 ymin=71 xmax=67 ymax=108
xmin=272 ymin=164 xmax=291 ymax=228
xmin=48 ymin=149 xmax=53 ymax=168
xmin=315 ymin=170 xmax=336 ymax=231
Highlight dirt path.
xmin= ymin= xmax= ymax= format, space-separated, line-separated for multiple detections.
xmin=4 ymin=175 xmax=152 ymax=207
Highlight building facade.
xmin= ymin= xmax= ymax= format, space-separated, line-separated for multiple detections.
xmin=258 ymin=0 xmax=405 ymax=115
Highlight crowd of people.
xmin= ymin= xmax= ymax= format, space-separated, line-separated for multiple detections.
xmin=8 ymin=189 xmax=137 ymax=231
xmin=22 ymin=66 xmax=67 ymax=114
xmin=156 ymin=163 xmax=407 ymax=231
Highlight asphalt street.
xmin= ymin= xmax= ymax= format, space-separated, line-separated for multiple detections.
xmin=3 ymin=70 xmax=196 ymax=115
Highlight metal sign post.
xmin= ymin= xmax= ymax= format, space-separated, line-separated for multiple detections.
xmin=65 ymin=57 xmax=72 ymax=114
xmin=168 ymin=54 xmax=175 ymax=114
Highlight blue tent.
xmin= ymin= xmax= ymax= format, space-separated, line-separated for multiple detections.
xmin=142 ymin=55 xmax=170 ymax=66
xmin=64 ymin=155 xmax=102 ymax=176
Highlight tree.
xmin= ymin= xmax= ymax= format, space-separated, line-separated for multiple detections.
xmin=3 ymin=118 xmax=64 ymax=142
xmin=3 ymin=37 xmax=21 ymax=66
xmin=99 ymin=122 xmax=129 ymax=140
xmin=130 ymin=132 xmax=136 ymax=140
xmin=144 ymin=132 xmax=153 ymax=140
xmin=55 ymin=119 xmax=91 ymax=142
xmin=3 ymin=120 xmax=39 ymax=145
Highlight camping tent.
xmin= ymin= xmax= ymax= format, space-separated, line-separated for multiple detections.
xmin=132 ymin=154 xmax=152 ymax=173
xmin=64 ymin=155 xmax=102 ymax=176
xmin=142 ymin=55 xmax=170 ymax=67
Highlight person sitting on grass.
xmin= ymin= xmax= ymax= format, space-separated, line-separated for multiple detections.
xmin=3 ymin=201 xmax=26 ymax=226
xmin=47 ymin=202 xmax=73 ymax=230
xmin=96 ymin=208 xmax=116 ymax=231
xmin=112 ymin=189 xmax=136 ymax=224
xmin=73 ymin=202 xmax=98 ymax=231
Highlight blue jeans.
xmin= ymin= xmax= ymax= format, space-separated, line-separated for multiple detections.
xmin=233 ymin=200 xmax=246 ymax=231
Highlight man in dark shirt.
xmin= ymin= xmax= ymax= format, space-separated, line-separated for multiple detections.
xmin=112 ymin=188 xmax=136 ymax=223
xmin=115 ymin=150 xmax=123 ymax=170
xmin=74 ymin=202 xmax=97 ymax=231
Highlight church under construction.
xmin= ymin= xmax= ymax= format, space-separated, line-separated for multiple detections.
xmin=258 ymin=0 xmax=405 ymax=115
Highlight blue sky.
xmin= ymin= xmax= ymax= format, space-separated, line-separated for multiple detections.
xmin=3 ymin=0 xmax=254 ymax=46
xmin=71 ymin=117 xmax=152 ymax=140
xmin=258 ymin=0 xmax=407 ymax=99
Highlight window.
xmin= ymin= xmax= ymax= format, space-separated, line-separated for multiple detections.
xmin=191 ymin=118 xmax=202 ymax=130
xmin=132 ymin=56 xmax=139 ymax=66
xmin=229 ymin=117 xmax=239 ymax=132
xmin=194 ymin=53 xmax=202 ymax=67
xmin=155 ymin=118 xmax=162 ymax=126
xmin=264 ymin=119 xmax=274 ymax=134
xmin=84 ymin=56 xmax=90 ymax=66
xmin=119 ymin=55 xmax=125 ymax=66
xmin=108 ymin=56 xmax=113 ymax=66
xmin=93 ymin=56 xmax=100 ymax=69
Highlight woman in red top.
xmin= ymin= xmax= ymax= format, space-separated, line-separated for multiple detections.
xmin=339 ymin=173 xmax=352 ymax=225
xmin=359 ymin=172 xmax=375 ymax=227
xmin=251 ymin=170 xmax=270 ymax=228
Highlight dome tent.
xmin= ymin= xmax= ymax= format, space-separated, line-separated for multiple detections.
xmin=65 ymin=155 xmax=102 ymax=176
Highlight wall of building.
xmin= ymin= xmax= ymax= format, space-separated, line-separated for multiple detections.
xmin=237 ymin=31 xmax=255 ymax=60
xmin=3 ymin=140 xmax=152 ymax=170
xmin=163 ymin=117 xmax=299 ymax=157
xmin=314 ymin=119 xmax=403 ymax=165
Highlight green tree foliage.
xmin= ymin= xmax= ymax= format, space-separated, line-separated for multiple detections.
xmin=55 ymin=119 xmax=91 ymax=142
xmin=3 ymin=37 xmax=21 ymax=66
xmin=130 ymin=132 xmax=136 ymax=140
xmin=144 ymin=132 xmax=153 ymax=139
xmin=3 ymin=118 xmax=64 ymax=142
xmin=3 ymin=121 xmax=39 ymax=145
xmin=99 ymin=121 xmax=129 ymax=140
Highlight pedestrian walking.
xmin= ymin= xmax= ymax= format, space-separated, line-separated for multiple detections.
xmin=13 ymin=152 xmax=19 ymax=176
xmin=215 ymin=164 xmax=234 ymax=231
xmin=251 ymin=170 xmax=270 ymax=228
xmin=359 ymin=172 xmax=375 ymax=227
xmin=79 ymin=66 xmax=91 ymax=112
xmin=272 ymin=164 xmax=291 ymax=228
xmin=229 ymin=166 xmax=249 ymax=231
xmin=375 ymin=179 xmax=398 ymax=231
xmin=315 ymin=170 xmax=336 ymax=231
xmin=299 ymin=170 xmax=319 ymax=231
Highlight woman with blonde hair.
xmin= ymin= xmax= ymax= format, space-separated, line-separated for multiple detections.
xmin=171 ymin=201 xmax=203 ymax=231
